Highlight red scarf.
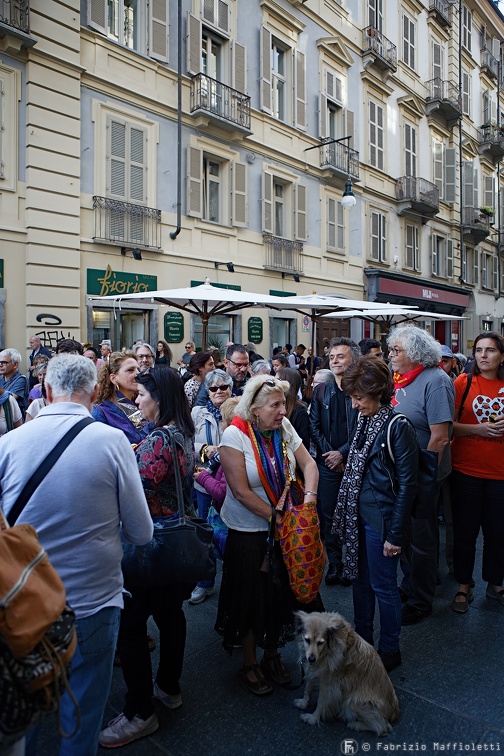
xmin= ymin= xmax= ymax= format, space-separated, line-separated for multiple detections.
xmin=392 ymin=365 xmax=425 ymax=406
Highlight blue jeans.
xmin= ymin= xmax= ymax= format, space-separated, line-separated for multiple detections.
xmin=196 ymin=490 xmax=215 ymax=590
xmin=352 ymin=519 xmax=402 ymax=654
xmin=26 ymin=606 xmax=120 ymax=756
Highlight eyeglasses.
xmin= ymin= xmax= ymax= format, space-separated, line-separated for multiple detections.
xmin=389 ymin=347 xmax=404 ymax=356
xmin=208 ymin=385 xmax=231 ymax=393
xmin=250 ymin=379 xmax=277 ymax=405
xmin=137 ymin=354 xmax=154 ymax=361
xmin=227 ymin=358 xmax=249 ymax=369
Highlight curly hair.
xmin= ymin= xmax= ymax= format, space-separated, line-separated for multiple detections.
xmin=340 ymin=356 xmax=394 ymax=405
xmin=95 ymin=351 xmax=137 ymax=403
xmin=387 ymin=326 xmax=441 ymax=368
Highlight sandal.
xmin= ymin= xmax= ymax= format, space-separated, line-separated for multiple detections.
xmin=240 ymin=664 xmax=273 ymax=696
xmin=451 ymin=588 xmax=474 ymax=614
xmin=260 ymin=653 xmax=292 ymax=686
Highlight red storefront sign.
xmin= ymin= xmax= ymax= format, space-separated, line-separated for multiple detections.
xmin=378 ymin=278 xmax=470 ymax=308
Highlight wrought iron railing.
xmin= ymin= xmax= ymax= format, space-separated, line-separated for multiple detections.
xmin=462 ymin=207 xmax=492 ymax=231
xmin=396 ymin=176 xmax=439 ymax=209
xmin=481 ymin=49 xmax=499 ymax=79
xmin=93 ymin=196 xmax=162 ymax=249
xmin=479 ymin=125 xmax=504 ymax=149
xmin=320 ymin=141 xmax=360 ymax=180
xmin=425 ymin=78 xmax=461 ymax=109
xmin=362 ymin=26 xmax=397 ymax=70
xmin=0 ymin=0 xmax=29 ymax=32
xmin=190 ymin=73 xmax=251 ymax=130
xmin=429 ymin=0 xmax=450 ymax=23
xmin=263 ymin=234 xmax=303 ymax=273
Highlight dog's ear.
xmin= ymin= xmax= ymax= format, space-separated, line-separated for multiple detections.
xmin=294 ymin=611 xmax=307 ymax=634
xmin=325 ymin=620 xmax=343 ymax=648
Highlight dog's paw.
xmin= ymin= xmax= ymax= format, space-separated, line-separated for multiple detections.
xmin=294 ymin=697 xmax=309 ymax=710
xmin=300 ymin=712 xmax=320 ymax=726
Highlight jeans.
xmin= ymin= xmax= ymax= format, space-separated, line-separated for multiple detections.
xmin=26 ymin=606 xmax=120 ymax=756
xmin=352 ymin=519 xmax=402 ymax=654
xmin=400 ymin=483 xmax=440 ymax=611
xmin=195 ymin=490 xmax=215 ymax=590
xmin=316 ymin=464 xmax=343 ymax=568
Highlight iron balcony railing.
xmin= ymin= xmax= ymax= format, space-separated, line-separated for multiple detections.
xmin=479 ymin=125 xmax=504 ymax=150
xmin=462 ymin=207 xmax=492 ymax=231
xmin=429 ymin=0 xmax=450 ymax=24
xmin=190 ymin=73 xmax=251 ymax=130
xmin=396 ymin=176 xmax=439 ymax=209
xmin=481 ymin=49 xmax=499 ymax=79
xmin=93 ymin=196 xmax=162 ymax=249
xmin=263 ymin=234 xmax=303 ymax=274
xmin=0 ymin=0 xmax=29 ymax=32
xmin=425 ymin=78 xmax=461 ymax=109
xmin=362 ymin=26 xmax=397 ymax=71
xmin=319 ymin=141 xmax=360 ymax=180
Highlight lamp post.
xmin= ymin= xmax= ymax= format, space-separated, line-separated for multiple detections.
xmin=304 ymin=135 xmax=356 ymax=207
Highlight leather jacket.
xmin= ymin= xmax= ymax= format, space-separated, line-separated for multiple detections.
xmin=358 ymin=413 xmax=419 ymax=546
xmin=309 ymin=381 xmax=358 ymax=465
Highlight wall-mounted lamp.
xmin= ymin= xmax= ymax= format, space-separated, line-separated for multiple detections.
xmin=305 ymin=134 xmax=356 ymax=208
xmin=282 ymin=272 xmax=301 ymax=283
xmin=121 ymin=247 xmax=143 ymax=261
xmin=214 ymin=262 xmax=235 ymax=272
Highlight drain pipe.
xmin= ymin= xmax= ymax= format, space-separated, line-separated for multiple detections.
xmin=170 ymin=0 xmax=182 ymax=240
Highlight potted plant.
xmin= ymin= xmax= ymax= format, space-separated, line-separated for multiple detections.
xmin=479 ymin=205 xmax=495 ymax=218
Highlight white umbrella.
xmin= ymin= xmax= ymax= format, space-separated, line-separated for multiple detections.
xmin=326 ymin=307 xmax=467 ymax=332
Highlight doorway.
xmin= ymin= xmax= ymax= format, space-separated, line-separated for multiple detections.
xmin=92 ymin=308 xmax=149 ymax=351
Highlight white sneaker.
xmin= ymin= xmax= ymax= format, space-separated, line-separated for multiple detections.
xmin=188 ymin=585 xmax=215 ymax=605
xmin=152 ymin=680 xmax=182 ymax=709
xmin=99 ymin=712 xmax=159 ymax=748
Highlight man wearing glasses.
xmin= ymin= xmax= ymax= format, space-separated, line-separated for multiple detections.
xmin=133 ymin=343 xmax=156 ymax=372
xmin=193 ymin=344 xmax=250 ymax=407
xmin=0 ymin=348 xmax=29 ymax=419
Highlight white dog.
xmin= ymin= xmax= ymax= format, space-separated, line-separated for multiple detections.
xmin=294 ymin=611 xmax=400 ymax=736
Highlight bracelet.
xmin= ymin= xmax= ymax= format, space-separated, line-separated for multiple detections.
xmin=304 ymin=490 xmax=318 ymax=497
xmin=268 ymin=515 xmax=273 ymax=523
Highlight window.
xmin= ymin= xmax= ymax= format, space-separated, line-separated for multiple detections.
xmin=462 ymin=69 xmax=471 ymax=117
xmin=370 ymin=211 xmax=387 ymax=262
xmin=432 ymin=40 xmax=443 ymax=83
xmin=461 ymin=246 xmax=478 ymax=285
xmin=0 ymin=65 xmax=18 ymax=190
xmin=405 ymin=225 xmax=419 ymax=271
xmin=262 ymin=170 xmax=306 ymax=241
xmin=327 ymin=197 xmax=345 ymax=253
xmin=186 ymin=144 xmax=247 ymax=227
xmin=107 ymin=117 xmax=147 ymax=242
xmin=402 ymin=13 xmax=415 ymax=70
xmin=369 ymin=100 xmax=384 ymax=170
xmin=271 ymin=40 xmax=287 ymax=122
xmin=483 ymin=175 xmax=495 ymax=213
xmin=432 ymin=142 xmax=456 ymax=203
xmin=319 ymin=68 xmax=343 ymax=139
xmin=88 ymin=0 xmax=168 ymax=61
xmin=368 ymin=0 xmax=383 ymax=31
xmin=404 ymin=123 xmax=417 ymax=177
xmin=481 ymin=254 xmax=498 ymax=291
xmin=462 ymin=5 xmax=472 ymax=53
xmin=432 ymin=235 xmax=453 ymax=278
xmin=432 ymin=140 xmax=443 ymax=198
xmin=260 ymin=26 xmax=305 ymax=130
xmin=463 ymin=161 xmax=478 ymax=211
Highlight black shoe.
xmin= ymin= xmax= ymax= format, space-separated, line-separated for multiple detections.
xmin=337 ymin=572 xmax=352 ymax=587
xmin=325 ymin=565 xmax=340 ymax=585
xmin=401 ymin=605 xmax=433 ymax=626
xmin=378 ymin=649 xmax=402 ymax=672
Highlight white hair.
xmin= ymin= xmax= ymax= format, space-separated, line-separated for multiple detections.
xmin=0 ymin=348 xmax=21 ymax=366
xmin=387 ymin=326 xmax=441 ymax=368
xmin=235 ymin=375 xmax=289 ymax=421
xmin=45 ymin=354 xmax=97 ymax=398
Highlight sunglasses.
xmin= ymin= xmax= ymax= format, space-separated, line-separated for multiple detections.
xmin=208 ymin=385 xmax=231 ymax=393
xmin=250 ymin=379 xmax=277 ymax=405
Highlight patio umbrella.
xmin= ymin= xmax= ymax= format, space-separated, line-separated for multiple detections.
xmin=325 ymin=307 xmax=467 ymax=333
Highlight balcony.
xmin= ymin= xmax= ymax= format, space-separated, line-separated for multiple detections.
xmin=396 ymin=176 xmax=439 ymax=220
xmin=481 ymin=49 xmax=499 ymax=80
xmin=425 ymin=78 xmax=462 ymax=124
xmin=0 ymin=0 xmax=29 ymax=32
xmin=462 ymin=207 xmax=492 ymax=243
xmin=93 ymin=196 xmax=161 ymax=249
xmin=478 ymin=125 xmax=504 ymax=162
xmin=319 ymin=140 xmax=360 ymax=181
xmin=429 ymin=0 xmax=450 ymax=27
xmin=362 ymin=27 xmax=397 ymax=73
xmin=190 ymin=73 xmax=251 ymax=134
xmin=263 ymin=234 xmax=303 ymax=275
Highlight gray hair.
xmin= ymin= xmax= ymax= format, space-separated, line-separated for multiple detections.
xmin=387 ymin=326 xmax=441 ymax=368
xmin=235 ymin=375 xmax=289 ymax=421
xmin=328 ymin=337 xmax=361 ymax=363
xmin=0 ymin=348 xmax=22 ymax=366
xmin=250 ymin=359 xmax=272 ymax=376
xmin=204 ymin=368 xmax=233 ymax=389
xmin=132 ymin=342 xmax=155 ymax=358
xmin=45 ymin=354 xmax=97 ymax=398
xmin=313 ymin=369 xmax=335 ymax=385
xmin=455 ymin=352 xmax=467 ymax=368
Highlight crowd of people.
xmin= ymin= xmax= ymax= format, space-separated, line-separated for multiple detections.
xmin=0 ymin=327 xmax=503 ymax=754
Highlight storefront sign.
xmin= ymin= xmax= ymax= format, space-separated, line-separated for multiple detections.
xmin=248 ymin=317 xmax=263 ymax=344
xmin=87 ymin=266 xmax=158 ymax=297
xmin=0 ymin=259 xmax=3 ymax=288
xmin=269 ymin=289 xmax=296 ymax=297
xmin=377 ymin=277 xmax=469 ymax=308
xmin=164 ymin=312 xmax=184 ymax=343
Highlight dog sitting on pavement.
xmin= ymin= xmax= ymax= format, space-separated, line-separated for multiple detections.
xmin=294 ymin=611 xmax=400 ymax=735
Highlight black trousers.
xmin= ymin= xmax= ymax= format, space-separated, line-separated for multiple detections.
xmin=316 ymin=464 xmax=343 ymax=569
xmin=400 ymin=483 xmax=440 ymax=612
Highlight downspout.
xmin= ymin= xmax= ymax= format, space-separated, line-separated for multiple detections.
xmin=497 ymin=48 xmax=502 ymax=301
xmin=458 ymin=0 xmax=464 ymax=286
xmin=170 ymin=0 xmax=182 ymax=240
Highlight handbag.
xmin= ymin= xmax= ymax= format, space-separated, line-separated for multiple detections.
xmin=0 ymin=417 xmax=93 ymax=747
xmin=121 ymin=427 xmax=216 ymax=586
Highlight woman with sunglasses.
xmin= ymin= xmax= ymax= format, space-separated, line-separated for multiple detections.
xmin=99 ymin=367 xmax=196 ymax=749
xmin=215 ymin=375 xmax=319 ymax=696
xmin=189 ymin=369 xmax=233 ymax=604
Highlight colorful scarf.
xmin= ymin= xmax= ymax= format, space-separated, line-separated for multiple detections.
xmin=94 ymin=394 xmax=149 ymax=445
xmin=332 ymin=404 xmax=392 ymax=580
xmin=391 ymin=365 xmax=425 ymax=406
xmin=231 ymin=417 xmax=285 ymax=507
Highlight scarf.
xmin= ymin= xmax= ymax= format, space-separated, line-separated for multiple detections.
xmin=231 ymin=417 xmax=285 ymax=507
xmin=205 ymin=399 xmax=222 ymax=424
xmin=391 ymin=365 xmax=425 ymax=406
xmin=332 ymin=404 xmax=392 ymax=580
xmin=96 ymin=394 xmax=148 ymax=445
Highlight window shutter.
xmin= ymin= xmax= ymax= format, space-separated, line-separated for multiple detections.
xmin=108 ymin=119 xmax=126 ymax=199
xmin=405 ymin=123 xmax=416 ymax=178
xmin=481 ymin=24 xmax=487 ymax=51
xmin=368 ymin=0 xmax=383 ymax=32
xmin=461 ymin=246 xmax=467 ymax=282
xmin=186 ymin=13 xmax=202 ymax=75
xmin=262 ymin=170 xmax=273 ymax=233
xmin=493 ymin=255 xmax=498 ymax=290
xmin=260 ymin=26 xmax=272 ymax=115
xmin=370 ymin=101 xmax=384 ymax=170
xmin=294 ymin=49 xmax=306 ymax=131
xmin=319 ymin=93 xmax=328 ymax=139
xmin=484 ymin=175 xmax=495 ymax=210
xmin=129 ymin=127 xmax=146 ymax=203
xmin=371 ymin=211 xmax=381 ymax=260
xmin=88 ymin=0 xmax=107 ymax=34
xmin=295 ymin=183 xmax=307 ymax=241
xmin=492 ymin=38 xmax=501 ymax=62
xmin=433 ymin=141 xmax=443 ymax=198
xmin=481 ymin=254 xmax=488 ymax=288
xmin=473 ymin=248 xmax=479 ymax=285
xmin=462 ymin=71 xmax=470 ymax=116
xmin=405 ymin=225 xmax=414 ymax=268
xmin=463 ymin=161 xmax=474 ymax=208
xmin=377 ymin=103 xmax=384 ymax=170
xmin=187 ymin=145 xmax=203 ymax=218
xmin=431 ymin=235 xmax=438 ymax=275
xmin=231 ymin=41 xmax=247 ymax=94
xmin=380 ymin=214 xmax=386 ymax=261
xmin=150 ymin=0 xmax=168 ymax=62
xmin=337 ymin=202 xmax=344 ymax=250
xmin=444 ymin=147 xmax=456 ymax=203
xmin=325 ymin=70 xmax=342 ymax=105
xmin=232 ymin=160 xmax=247 ymax=227
xmin=217 ymin=0 xmax=229 ymax=35
xmin=432 ymin=41 xmax=442 ymax=80
xmin=345 ymin=110 xmax=354 ymax=142
xmin=446 ymin=238 xmax=453 ymax=278
xmin=473 ymin=168 xmax=479 ymax=210
xmin=327 ymin=197 xmax=336 ymax=249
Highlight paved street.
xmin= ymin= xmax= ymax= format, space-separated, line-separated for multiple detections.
xmin=36 ymin=529 xmax=503 ymax=755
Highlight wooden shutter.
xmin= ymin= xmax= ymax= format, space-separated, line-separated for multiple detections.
xmin=319 ymin=92 xmax=328 ymax=139
xmin=295 ymin=183 xmax=307 ymax=241
xmin=473 ymin=248 xmax=479 ymax=285
xmin=473 ymin=168 xmax=479 ymax=211
xmin=337 ymin=202 xmax=344 ymax=250
xmin=446 ymin=238 xmax=453 ymax=278
xmin=88 ymin=0 xmax=107 ymax=34
xmin=433 ymin=141 xmax=443 ymax=198
xmin=262 ymin=170 xmax=273 ymax=232
xmin=405 ymin=123 xmax=416 ymax=178
xmin=444 ymin=147 xmax=456 ymax=203
xmin=403 ymin=14 xmax=415 ymax=69
xmin=108 ymin=119 xmax=126 ymax=199
xmin=129 ymin=126 xmax=146 ymax=203
xmin=232 ymin=160 xmax=247 ymax=227
xmin=186 ymin=13 xmax=202 ymax=75
xmin=462 ymin=70 xmax=470 ymax=116
xmin=327 ymin=197 xmax=336 ymax=249
xmin=463 ymin=161 xmax=474 ymax=208
xmin=431 ymin=234 xmax=438 ymax=275
xmin=405 ymin=225 xmax=414 ymax=268
xmin=150 ymin=0 xmax=168 ymax=62
xmin=484 ymin=175 xmax=495 ymax=211
xmin=368 ymin=0 xmax=383 ymax=31
xmin=232 ymin=41 xmax=247 ymax=94
xmin=187 ymin=145 xmax=202 ymax=218
xmin=294 ymin=50 xmax=306 ymax=131
xmin=369 ymin=101 xmax=383 ymax=168
xmin=260 ymin=26 xmax=272 ymax=115
xmin=493 ymin=255 xmax=498 ymax=290
xmin=325 ymin=69 xmax=342 ymax=105
xmin=432 ymin=41 xmax=442 ymax=81
xmin=371 ymin=211 xmax=383 ymax=261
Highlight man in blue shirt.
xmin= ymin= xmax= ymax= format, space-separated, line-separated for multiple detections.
xmin=0 ymin=348 xmax=28 ymax=419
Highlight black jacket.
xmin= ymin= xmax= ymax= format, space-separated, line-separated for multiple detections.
xmin=309 ymin=381 xmax=358 ymax=465
xmin=358 ymin=413 xmax=419 ymax=547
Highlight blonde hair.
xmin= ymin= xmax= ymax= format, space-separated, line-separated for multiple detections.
xmin=235 ymin=375 xmax=289 ymax=421
xmin=220 ymin=396 xmax=240 ymax=425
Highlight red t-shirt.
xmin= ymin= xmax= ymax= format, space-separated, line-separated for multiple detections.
xmin=451 ymin=373 xmax=504 ymax=479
